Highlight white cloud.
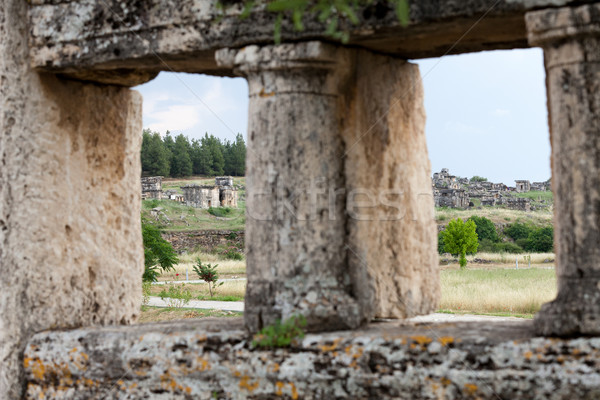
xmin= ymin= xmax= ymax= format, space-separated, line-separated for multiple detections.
xmin=493 ymin=108 xmax=511 ymax=117
xmin=146 ymin=104 xmax=201 ymax=134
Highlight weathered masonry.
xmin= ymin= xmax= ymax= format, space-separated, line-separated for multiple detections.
xmin=1 ymin=0 xmax=599 ymax=398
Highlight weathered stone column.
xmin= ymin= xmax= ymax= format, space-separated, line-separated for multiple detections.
xmin=217 ymin=42 xmax=438 ymax=333
xmin=217 ymin=43 xmax=363 ymax=332
xmin=526 ymin=4 xmax=600 ymax=336
xmin=0 ymin=0 xmax=143 ymax=396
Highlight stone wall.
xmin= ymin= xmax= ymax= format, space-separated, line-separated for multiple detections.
xmin=23 ymin=319 xmax=600 ymax=399
xmin=161 ymin=230 xmax=245 ymax=253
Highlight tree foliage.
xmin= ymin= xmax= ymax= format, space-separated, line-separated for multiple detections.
xmin=468 ymin=216 xmax=499 ymax=243
xmin=470 ymin=176 xmax=488 ymax=182
xmin=441 ymin=218 xmax=479 ymax=268
xmin=141 ymin=130 xmax=246 ymax=178
xmin=142 ymin=219 xmax=178 ymax=282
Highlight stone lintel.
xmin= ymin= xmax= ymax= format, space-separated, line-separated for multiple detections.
xmin=23 ymin=319 xmax=600 ymax=399
xmin=26 ymin=0 xmax=588 ymax=86
xmin=526 ymin=3 xmax=600 ymax=48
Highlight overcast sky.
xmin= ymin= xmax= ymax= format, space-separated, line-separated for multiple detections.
xmin=135 ymin=48 xmax=550 ymax=185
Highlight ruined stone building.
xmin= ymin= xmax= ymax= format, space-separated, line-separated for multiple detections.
xmin=140 ymin=176 xmax=163 ymax=199
xmin=433 ymin=168 xmax=542 ymax=210
xmin=515 ymin=179 xmax=532 ymax=192
xmin=4 ymin=1 xmax=600 ymax=398
xmin=433 ymin=188 xmax=470 ymax=208
xmin=181 ymin=177 xmax=238 ymax=209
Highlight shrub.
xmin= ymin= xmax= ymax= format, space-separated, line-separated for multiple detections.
xmin=437 ymin=231 xmax=446 ymax=254
xmin=252 ymin=315 xmax=307 ymax=348
xmin=515 ymin=238 xmax=530 ymax=250
xmin=504 ymin=222 xmax=533 ymax=241
xmin=193 ymin=259 xmax=223 ymax=297
xmin=478 ymin=238 xmax=496 ymax=253
xmin=528 ymin=226 xmax=554 ymax=252
xmin=142 ymin=218 xmax=178 ymax=282
xmin=208 ymin=207 xmax=232 ymax=217
xmin=468 ymin=216 xmax=499 ymax=243
xmin=494 ymin=242 xmax=524 ymax=254
xmin=158 ymin=284 xmax=193 ymax=308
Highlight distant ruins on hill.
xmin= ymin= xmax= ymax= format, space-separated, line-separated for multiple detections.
xmin=432 ymin=168 xmax=551 ymax=210
xmin=141 ymin=176 xmax=238 ymax=209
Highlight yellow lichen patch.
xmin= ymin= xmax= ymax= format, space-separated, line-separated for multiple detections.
xmin=557 ymin=355 xmax=565 ymax=364
xmin=320 ymin=338 xmax=342 ymax=353
xmin=259 ymin=88 xmax=275 ymax=98
xmin=195 ymin=334 xmax=207 ymax=343
xmin=463 ymin=383 xmax=478 ymax=396
xmin=185 ymin=387 xmax=192 ymax=394
xmin=572 ymin=348 xmax=581 ymax=356
xmin=239 ymin=375 xmax=260 ymax=392
xmin=275 ymin=381 xmax=298 ymax=399
xmin=29 ymin=359 xmax=46 ymax=381
xmin=440 ymin=377 xmax=452 ymax=386
xmin=269 ymin=363 xmax=280 ymax=373
xmin=196 ymin=356 xmax=211 ymax=372
xmin=276 ymin=381 xmax=285 ymax=396
xmin=438 ymin=336 xmax=454 ymax=346
xmin=524 ymin=351 xmax=533 ymax=360
xmin=290 ymin=382 xmax=299 ymax=400
xmin=160 ymin=373 xmax=184 ymax=393
xmin=410 ymin=336 xmax=433 ymax=346
xmin=69 ymin=348 xmax=78 ymax=354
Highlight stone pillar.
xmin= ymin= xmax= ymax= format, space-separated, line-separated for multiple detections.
xmin=342 ymin=50 xmax=439 ymax=320
xmin=526 ymin=4 xmax=600 ymax=336
xmin=217 ymin=42 xmax=438 ymax=333
xmin=0 ymin=0 xmax=144 ymax=396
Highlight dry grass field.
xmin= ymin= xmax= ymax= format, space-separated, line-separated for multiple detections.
xmin=439 ymin=267 xmax=556 ymax=318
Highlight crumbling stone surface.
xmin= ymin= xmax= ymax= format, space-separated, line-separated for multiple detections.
xmin=526 ymin=3 xmax=600 ymax=336
xmin=0 ymin=0 xmax=144 ymax=396
xmin=341 ymin=50 xmax=439 ymax=320
xmin=26 ymin=0 xmax=586 ymax=85
xmin=23 ymin=319 xmax=600 ymax=399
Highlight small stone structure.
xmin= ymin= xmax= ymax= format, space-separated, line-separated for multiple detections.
xmin=1 ymin=0 xmax=599 ymax=397
xmin=434 ymin=188 xmax=470 ymax=208
xmin=515 ymin=180 xmax=531 ymax=192
xmin=181 ymin=177 xmax=238 ymax=209
xmin=140 ymin=176 xmax=163 ymax=199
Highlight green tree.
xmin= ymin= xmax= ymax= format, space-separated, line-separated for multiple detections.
xmin=468 ymin=216 xmax=499 ymax=243
xmin=142 ymin=219 xmax=178 ymax=282
xmin=170 ymin=134 xmax=193 ymax=177
xmin=441 ymin=218 xmax=479 ymax=268
xmin=190 ymin=138 xmax=211 ymax=175
xmin=201 ymin=133 xmax=225 ymax=176
xmin=141 ymin=129 xmax=171 ymax=176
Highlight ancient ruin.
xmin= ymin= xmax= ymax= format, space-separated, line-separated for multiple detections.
xmin=181 ymin=177 xmax=238 ymax=209
xmin=432 ymin=168 xmax=545 ymax=211
xmin=140 ymin=176 xmax=163 ymax=200
xmin=1 ymin=0 xmax=599 ymax=398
